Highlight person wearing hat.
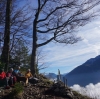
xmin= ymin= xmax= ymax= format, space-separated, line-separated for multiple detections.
xmin=6 ymin=68 xmax=17 ymax=87
xmin=25 ymin=69 xmax=33 ymax=85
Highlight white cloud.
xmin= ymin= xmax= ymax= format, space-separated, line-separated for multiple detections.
xmin=41 ymin=18 xmax=100 ymax=73
xmin=44 ymin=41 xmax=100 ymax=64
xmin=71 ymin=83 xmax=100 ymax=99
xmin=82 ymin=38 xmax=100 ymax=55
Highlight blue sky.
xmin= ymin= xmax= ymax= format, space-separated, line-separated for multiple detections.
xmin=18 ymin=0 xmax=100 ymax=74
xmin=40 ymin=18 xmax=100 ymax=74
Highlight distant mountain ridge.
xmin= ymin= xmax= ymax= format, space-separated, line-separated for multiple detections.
xmin=67 ymin=55 xmax=100 ymax=75
xmin=45 ymin=73 xmax=57 ymax=79
xmin=45 ymin=73 xmax=68 ymax=81
xmin=66 ymin=55 xmax=100 ymax=87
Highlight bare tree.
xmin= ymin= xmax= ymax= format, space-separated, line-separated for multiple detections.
xmin=1 ymin=0 xmax=12 ymax=71
xmin=31 ymin=0 xmax=100 ymax=74
xmin=0 ymin=0 xmax=6 ymax=54
xmin=0 ymin=0 xmax=33 ymax=71
xmin=0 ymin=0 xmax=6 ymax=25
xmin=9 ymin=1 xmax=33 ymax=54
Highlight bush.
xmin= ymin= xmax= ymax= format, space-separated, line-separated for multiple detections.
xmin=4 ymin=83 xmax=24 ymax=99
xmin=43 ymin=78 xmax=53 ymax=85
xmin=12 ymin=82 xmax=24 ymax=95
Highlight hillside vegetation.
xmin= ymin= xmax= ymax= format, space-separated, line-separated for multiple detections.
xmin=0 ymin=74 xmax=91 ymax=99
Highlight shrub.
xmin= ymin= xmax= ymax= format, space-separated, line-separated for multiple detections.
xmin=12 ymin=82 xmax=24 ymax=95
xmin=43 ymin=78 xmax=53 ymax=85
xmin=4 ymin=83 xmax=24 ymax=99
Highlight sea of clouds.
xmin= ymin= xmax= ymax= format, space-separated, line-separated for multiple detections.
xmin=70 ymin=83 xmax=100 ymax=99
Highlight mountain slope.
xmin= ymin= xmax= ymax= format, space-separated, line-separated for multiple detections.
xmin=66 ymin=55 xmax=100 ymax=87
xmin=68 ymin=55 xmax=100 ymax=75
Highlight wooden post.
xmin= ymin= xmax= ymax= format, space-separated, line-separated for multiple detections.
xmin=66 ymin=79 xmax=67 ymax=86
xmin=57 ymin=75 xmax=59 ymax=82
xmin=63 ymin=77 xmax=66 ymax=87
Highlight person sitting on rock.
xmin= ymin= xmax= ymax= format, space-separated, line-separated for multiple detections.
xmin=13 ymin=66 xmax=22 ymax=77
xmin=0 ymin=68 xmax=6 ymax=87
xmin=25 ymin=69 xmax=33 ymax=85
xmin=13 ymin=66 xmax=25 ymax=82
xmin=6 ymin=68 xmax=17 ymax=87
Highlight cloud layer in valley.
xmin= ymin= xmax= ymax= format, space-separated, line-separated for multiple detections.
xmin=71 ymin=83 xmax=100 ymax=99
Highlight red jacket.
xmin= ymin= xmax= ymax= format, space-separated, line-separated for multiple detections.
xmin=0 ymin=72 xmax=6 ymax=79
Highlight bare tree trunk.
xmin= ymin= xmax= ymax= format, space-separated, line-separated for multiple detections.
xmin=1 ymin=0 xmax=12 ymax=71
xmin=31 ymin=0 xmax=40 ymax=75
xmin=31 ymin=20 xmax=37 ymax=75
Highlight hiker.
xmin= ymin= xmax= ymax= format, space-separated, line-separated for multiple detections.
xmin=13 ymin=66 xmax=22 ymax=76
xmin=0 ymin=68 xmax=6 ymax=87
xmin=25 ymin=69 xmax=33 ymax=85
xmin=6 ymin=68 xmax=17 ymax=87
xmin=13 ymin=66 xmax=25 ymax=82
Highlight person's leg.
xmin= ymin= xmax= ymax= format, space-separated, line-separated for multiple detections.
xmin=0 ymin=79 xmax=3 ymax=87
xmin=0 ymin=78 xmax=7 ymax=87
xmin=5 ymin=77 xmax=10 ymax=89
xmin=13 ymin=76 xmax=17 ymax=84
xmin=6 ymin=77 xmax=9 ymax=86
xmin=8 ymin=77 xmax=13 ymax=86
xmin=16 ymin=76 xmax=21 ymax=82
xmin=10 ymin=77 xmax=15 ymax=87
xmin=25 ymin=78 xmax=28 ymax=85
xmin=3 ymin=78 xmax=7 ymax=86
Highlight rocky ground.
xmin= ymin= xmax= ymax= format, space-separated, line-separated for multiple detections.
xmin=0 ymin=74 xmax=91 ymax=99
